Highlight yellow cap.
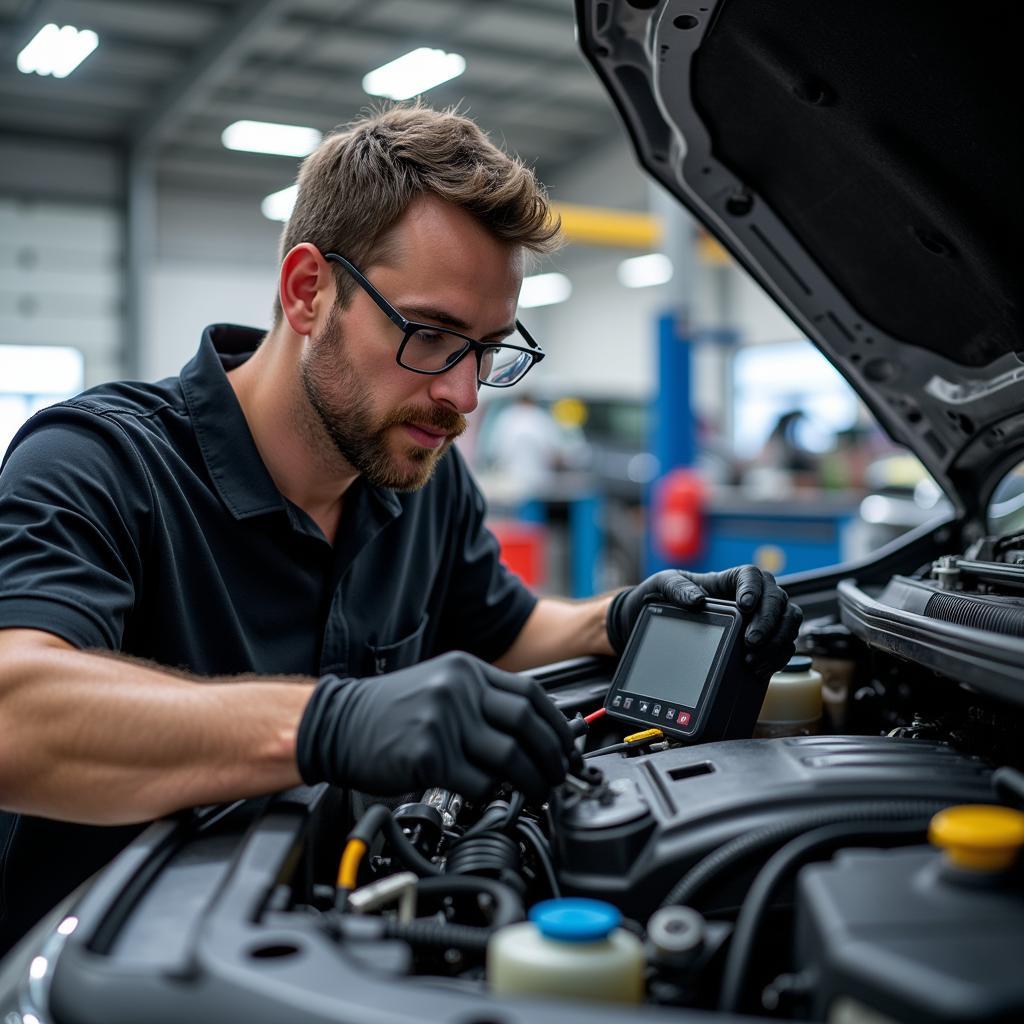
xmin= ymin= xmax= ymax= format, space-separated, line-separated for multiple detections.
xmin=928 ymin=804 xmax=1024 ymax=871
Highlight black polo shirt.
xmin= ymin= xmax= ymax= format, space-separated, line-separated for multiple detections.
xmin=0 ymin=323 xmax=536 ymax=954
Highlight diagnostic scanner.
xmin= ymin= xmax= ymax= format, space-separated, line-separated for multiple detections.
xmin=603 ymin=600 xmax=769 ymax=743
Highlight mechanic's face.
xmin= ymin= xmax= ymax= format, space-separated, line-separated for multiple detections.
xmin=300 ymin=196 xmax=523 ymax=491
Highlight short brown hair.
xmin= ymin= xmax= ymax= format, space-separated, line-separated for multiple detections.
xmin=272 ymin=103 xmax=562 ymax=323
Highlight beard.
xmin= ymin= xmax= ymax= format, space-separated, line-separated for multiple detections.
xmin=299 ymin=305 xmax=467 ymax=492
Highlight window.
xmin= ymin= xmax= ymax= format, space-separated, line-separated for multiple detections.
xmin=732 ymin=340 xmax=858 ymax=458
xmin=0 ymin=345 xmax=84 ymax=458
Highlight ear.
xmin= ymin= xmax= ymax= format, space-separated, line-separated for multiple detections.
xmin=278 ymin=243 xmax=334 ymax=336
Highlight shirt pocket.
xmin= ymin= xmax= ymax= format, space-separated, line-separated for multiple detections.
xmin=366 ymin=612 xmax=430 ymax=675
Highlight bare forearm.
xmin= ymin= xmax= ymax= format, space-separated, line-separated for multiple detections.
xmin=495 ymin=594 xmax=618 ymax=672
xmin=0 ymin=638 xmax=312 ymax=825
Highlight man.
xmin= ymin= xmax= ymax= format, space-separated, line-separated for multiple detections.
xmin=0 ymin=105 xmax=800 ymax=954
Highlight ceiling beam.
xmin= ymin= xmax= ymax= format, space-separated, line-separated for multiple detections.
xmin=0 ymin=101 xmax=124 ymax=140
xmin=0 ymin=70 xmax=152 ymax=109
xmin=129 ymin=0 xmax=294 ymax=157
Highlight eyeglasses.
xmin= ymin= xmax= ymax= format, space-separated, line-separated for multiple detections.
xmin=324 ymin=252 xmax=545 ymax=388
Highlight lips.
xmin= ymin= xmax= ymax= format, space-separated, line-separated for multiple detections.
xmin=404 ymin=422 xmax=449 ymax=449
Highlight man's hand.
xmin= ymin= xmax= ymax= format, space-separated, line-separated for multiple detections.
xmin=296 ymin=651 xmax=574 ymax=803
xmin=606 ymin=566 xmax=802 ymax=678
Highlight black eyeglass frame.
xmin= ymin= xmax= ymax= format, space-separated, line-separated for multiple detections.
xmin=323 ymin=252 xmax=545 ymax=388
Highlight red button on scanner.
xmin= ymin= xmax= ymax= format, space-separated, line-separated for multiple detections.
xmin=676 ymin=711 xmax=692 ymax=727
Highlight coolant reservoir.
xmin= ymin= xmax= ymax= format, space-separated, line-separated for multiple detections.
xmin=754 ymin=655 xmax=823 ymax=738
xmin=802 ymin=623 xmax=855 ymax=731
xmin=488 ymin=898 xmax=645 ymax=1003
xmin=797 ymin=804 xmax=1024 ymax=1023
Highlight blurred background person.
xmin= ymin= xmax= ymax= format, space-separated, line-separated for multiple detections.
xmin=477 ymin=394 xmax=588 ymax=502
xmin=742 ymin=409 xmax=819 ymax=497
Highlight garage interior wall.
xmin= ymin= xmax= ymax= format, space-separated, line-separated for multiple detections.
xmin=148 ymin=188 xmax=280 ymax=381
xmin=0 ymin=137 xmax=123 ymax=389
xmin=0 ymin=200 xmax=122 ymax=388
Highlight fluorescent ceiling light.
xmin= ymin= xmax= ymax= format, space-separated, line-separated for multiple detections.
xmin=261 ymin=184 xmax=298 ymax=222
xmin=17 ymin=23 xmax=98 ymax=78
xmin=617 ymin=252 xmax=673 ymax=288
xmin=519 ymin=273 xmax=571 ymax=308
xmin=222 ymin=120 xmax=322 ymax=157
xmin=363 ymin=47 xmax=466 ymax=100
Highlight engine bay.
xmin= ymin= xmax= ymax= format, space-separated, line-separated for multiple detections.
xmin=14 ymin=542 xmax=1024 ymax=1024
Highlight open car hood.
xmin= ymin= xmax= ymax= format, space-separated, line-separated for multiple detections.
xmin=575 ymin=0 xmax=1023 ymax=522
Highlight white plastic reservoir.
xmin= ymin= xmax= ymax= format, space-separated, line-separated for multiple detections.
xmin=755 ymin=654 xmax=823 ymax=738
xmin=487 ymin=897 xmax=645 ymax=1003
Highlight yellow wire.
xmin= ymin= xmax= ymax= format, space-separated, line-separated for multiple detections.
xmin=624 ymin=727 xmax=663 ymax=743
xmin=337 ymin=838 xmax=367 ymax=890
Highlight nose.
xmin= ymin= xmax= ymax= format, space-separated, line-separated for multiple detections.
xmin=427 ymin=350 xmax=480 ymax=415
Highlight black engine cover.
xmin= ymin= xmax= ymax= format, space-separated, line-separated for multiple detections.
xmin=552 ymin=735 xmax=993 ymax=919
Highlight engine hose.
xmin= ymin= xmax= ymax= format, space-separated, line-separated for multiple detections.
xmin=459 ymin=795 xmax=523 ymax=840
xmin=500 ymin=791 xmax=525 ymax=830
xmin=447 ymin=830 xmax=519 ymax=872
xmin=994 ymin=766 xmax=1024 ymax=807
xmin=924 ymin=591 xmax=1024 ymax=637
xmin=718 ymin=818 xmax=929 ymax=1014
xmin=347 ymin=804 xmax=441 ymax=878
xmin=662 ymin=799 xmax=947 ymax=909
xmin=458 ymin=804 xmax=508 ymax=838
xmin=445 ymin=828 xmax=522 ymax=883
xmin=516 ymin=819 xmax=561 ymax=898
xmin=382 ymin=918 xmax=492 ymax=954
xmin=414 ymin=874 xmax=524 ymax=929
xmin=328 ymin=875 xmax=523 ymax=955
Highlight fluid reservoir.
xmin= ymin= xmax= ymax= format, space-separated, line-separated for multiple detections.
xmin=754 ymin=655 xmax=823 ymax=738
xmin=801 ymin=624 xmax=855 ymax=731
xmin=487 ymin=898 xmax=645 ymax=1003
xmin=796 ymin=804 xmax=1024 ymax=1023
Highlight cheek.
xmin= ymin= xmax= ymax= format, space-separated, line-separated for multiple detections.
xmin=360 ymin=372 xmax=421 ymax=434
xmin=330 ymin=322 xmax=432 ymax=415
xmin=384 ymin=364 xmax=433 ymax=406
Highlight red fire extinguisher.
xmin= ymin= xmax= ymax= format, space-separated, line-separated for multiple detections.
xmin=653 ymin=468 xmax=705 ymax=561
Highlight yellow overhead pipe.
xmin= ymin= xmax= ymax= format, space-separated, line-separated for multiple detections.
xmin=552 ymin=202 xmax=663 ymax=248
xmin=551 ymin=203 xmax=732 ymax=265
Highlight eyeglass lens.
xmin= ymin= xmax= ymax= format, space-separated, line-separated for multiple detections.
xmin=402 ymin=327 xmax=535 ymax=386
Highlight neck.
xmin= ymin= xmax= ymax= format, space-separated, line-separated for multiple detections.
xmin=227 ymin=326 xmax=359 ymax=531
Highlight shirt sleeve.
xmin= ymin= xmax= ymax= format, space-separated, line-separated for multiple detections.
xmin=0 ymin=404 xmax=151 ymax=650
xmin=436 ymin=448 xmax=537 ymax=663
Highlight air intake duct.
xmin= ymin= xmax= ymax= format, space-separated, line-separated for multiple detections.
xmin=924 ymin=592 xmax=1024 ymax=637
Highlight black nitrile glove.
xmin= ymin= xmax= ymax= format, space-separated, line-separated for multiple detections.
xmin=606 ymin=565 xmax=803 ymax=678
xmin=296 ymin=651 xmax=574 ymax=803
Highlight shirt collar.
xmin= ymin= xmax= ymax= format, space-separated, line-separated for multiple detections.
xmin=180 ymin=324 xmax=284 ymax=520
xmin=180 ymin=324 xmax=402 ymax=524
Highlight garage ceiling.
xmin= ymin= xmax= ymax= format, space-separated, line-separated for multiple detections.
xmin=0 ymin=0 xmax=621 ymax=198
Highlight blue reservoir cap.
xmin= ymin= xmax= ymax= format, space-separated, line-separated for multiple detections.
xmin=529 ymin=898 xmax=621 ymax=943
